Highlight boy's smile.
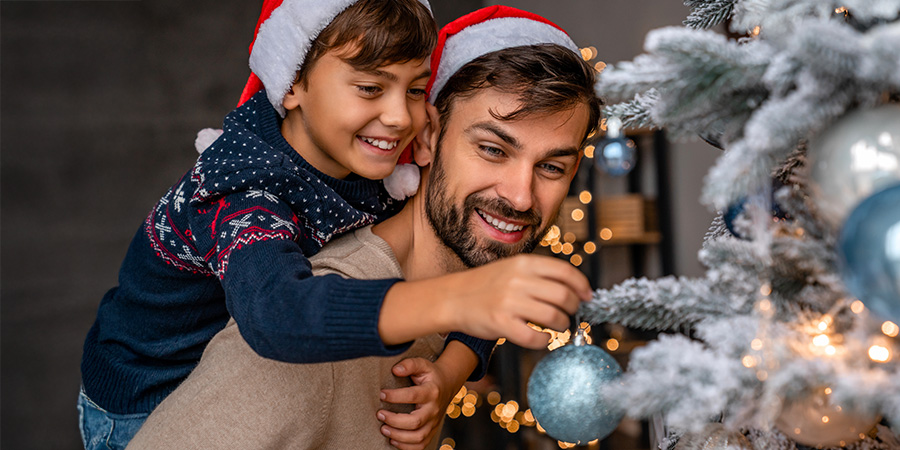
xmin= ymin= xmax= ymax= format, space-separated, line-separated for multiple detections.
xmin=423 ymin=89 xmax=589 ymax=267
xmin=281 ymin=48 xmax=430 ymax=180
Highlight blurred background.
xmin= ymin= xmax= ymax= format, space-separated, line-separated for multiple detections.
xmin=1 ymin=1 xmax=721 ymax=449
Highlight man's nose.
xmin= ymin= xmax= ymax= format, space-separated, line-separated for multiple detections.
xmin=380 ymin=93 xmax=413 ymax=130
xmin=497 ymin=165 xmax=535 ymax=213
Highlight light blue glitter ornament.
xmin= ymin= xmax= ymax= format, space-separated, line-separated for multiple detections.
xmin=839 ymin=183 xmax=900 ymax=323
xmin=595 ymin=116 xmax=637 ymax=176
xmin=527 ymin=328 xmax=624 ymax=444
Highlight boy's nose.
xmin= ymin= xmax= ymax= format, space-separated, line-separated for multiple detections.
xmin=380 ymin=94 xmax=413 ymax=129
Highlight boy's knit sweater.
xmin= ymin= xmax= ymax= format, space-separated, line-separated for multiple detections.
xmin=81 ymin=91 xmax=494 ymax=415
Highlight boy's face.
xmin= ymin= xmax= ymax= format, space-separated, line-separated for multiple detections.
xmin=281 ymin=48 xmax=431 ymax=180
xmin=421 ymin=89 xmax=589 ymax=267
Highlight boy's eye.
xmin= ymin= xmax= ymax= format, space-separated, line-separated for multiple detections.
xmin=408 ymin=88 xmax=427 ymax=98
xmin=357 ymin=85 xmax=381 ymax=95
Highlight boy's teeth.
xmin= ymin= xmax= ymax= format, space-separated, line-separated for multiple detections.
xmin=361 ymin=137 xmax=397 ymax=150
xmin=477 ymin=210 xmax=524 ymax=233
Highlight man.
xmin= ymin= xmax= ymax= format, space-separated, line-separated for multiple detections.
xmin=126 ymin=6 xmax=602 ymax=450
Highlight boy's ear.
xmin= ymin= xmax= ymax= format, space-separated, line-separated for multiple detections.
xmin=282 ymin=82 xmax=303 ymax=112
xmin=413 ymin=103 xmax=440 ymax=167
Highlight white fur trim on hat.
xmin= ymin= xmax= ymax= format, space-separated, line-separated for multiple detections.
xmin=383 ymin=163 xmax=420 ymax=200
xmin=428 ymin=17 xmax=579 ymax=104
xmin=194 ymin=128 xmax=224 ymax=154
xmin=250 ymin=0 xmax=432 ymax=117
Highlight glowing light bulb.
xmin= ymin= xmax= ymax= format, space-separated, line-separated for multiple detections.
xmin=882 ymin=321 xmax=899 ymax=337
xmin=869 ymin=345 xmax=891 ymax=362
xmin=813 ymin=334 xmax=830 ymax=347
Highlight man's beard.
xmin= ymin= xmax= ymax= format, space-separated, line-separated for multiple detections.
xmin=425 ymin=145 xmax=553 ymax=268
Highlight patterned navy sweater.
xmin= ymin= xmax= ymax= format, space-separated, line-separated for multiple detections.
xmin=81 ymin=92 xmax=494 ymax=415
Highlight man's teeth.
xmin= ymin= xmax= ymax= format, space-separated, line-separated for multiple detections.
xmin=478 ymin=210 xmax=524 ymax=233
xmin=361 ymin=137 xmax=398 ymax=150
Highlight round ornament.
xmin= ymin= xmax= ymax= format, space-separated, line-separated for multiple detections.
xmin=595 ymin=116 xmax=637 ymax=176
xmin=723 ymin=179 xmax=791 ymax=239
xmin=526 ymin=329 xmax=624 ymax=444
xmin=838 ymin=183 xmax=900 ymax=323
xmin=774 ymin=386 xmax=880 ymax=448
xmin=808 ymin=104 xmax=900 ymax=227
xmin=674 ymin=423 xmax=752 ymax=450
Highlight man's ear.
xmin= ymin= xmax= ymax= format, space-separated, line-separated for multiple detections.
xmin=282 ymin=81 xmax=303 ymax=112
xmin=413 ymin=103 xmax=440 ymax=167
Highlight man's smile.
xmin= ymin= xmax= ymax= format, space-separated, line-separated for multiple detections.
xmin=476 ymin=208 xmax=526 ymax=233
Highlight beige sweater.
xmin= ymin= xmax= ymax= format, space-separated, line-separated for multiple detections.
xmin=127 ymin=226 xmax=445 ymax=450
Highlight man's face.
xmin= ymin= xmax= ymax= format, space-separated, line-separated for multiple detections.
xmin=423 ymin=88 xmax=589 ymax=267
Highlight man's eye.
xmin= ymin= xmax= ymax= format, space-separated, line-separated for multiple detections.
xmin=357 ymin=85 xmax=381 ymax=95
xmin=540 ymin=163 xmax=566 ymax=176
xmin=479 ymin=145 xmax=505 ymax=157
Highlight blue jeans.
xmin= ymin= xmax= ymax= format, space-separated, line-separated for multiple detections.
xmin=77 ymin=387 xmax=148 ymax=450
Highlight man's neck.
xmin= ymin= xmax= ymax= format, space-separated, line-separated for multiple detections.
xmin=371 ymin=195 xmax=466 ymax=281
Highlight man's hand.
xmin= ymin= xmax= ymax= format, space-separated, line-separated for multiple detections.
xmin=377 ymin=358 xmax=456 ymax=450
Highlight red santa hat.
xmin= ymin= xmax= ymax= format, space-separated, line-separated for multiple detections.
xmin=425 ymin=5 xmax=580 ymax=104
xmin=237 ymin=0 xmax=433 ymax=117
xmin=388 ymin=6 xmax=580 ymax=180
xmin=386 ymin=7 xmax=580 ymax=199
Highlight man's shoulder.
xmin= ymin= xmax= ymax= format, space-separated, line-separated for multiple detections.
xmin=310 ymin=226 xmax=403 ymax=280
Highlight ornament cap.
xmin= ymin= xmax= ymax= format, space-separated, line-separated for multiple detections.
xmin=572 ymin=326 xmax=587 ymax=346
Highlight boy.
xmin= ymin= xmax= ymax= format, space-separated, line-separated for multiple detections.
xmin=79 ymin=1 xmax=476 ymax=448
xmin=125 ymin=6 xmax=601 ymax=450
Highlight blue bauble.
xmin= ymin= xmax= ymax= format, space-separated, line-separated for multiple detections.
xmin=595 ymin=136 xmax=637 ymax=176
xmin=527 ymin=342 xmax=624 ymax=444
xmin=723 ymin=179 xmax=792 ymax=239
xmin=839 ymin=183 xmax=900 ymax=323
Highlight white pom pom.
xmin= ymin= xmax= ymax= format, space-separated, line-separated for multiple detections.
xmin=383 ymin=164 xmax=420 ymax=200
xmin=194 ymin=128 xmax=224 ymax=154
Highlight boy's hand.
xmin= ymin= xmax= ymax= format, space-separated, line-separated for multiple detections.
xmin=444 ymin=254 xmax=591 ymax=349
xmin=378 ymin=358 xmax=456 ymax=450
xmin=379 ymin=254 xmax=592 ymax=349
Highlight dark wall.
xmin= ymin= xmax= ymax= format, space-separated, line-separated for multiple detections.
xmin=0 ymin=2 xmax=478 ymax=449
xmin=2 ymin=2 xmax=266 ymax=449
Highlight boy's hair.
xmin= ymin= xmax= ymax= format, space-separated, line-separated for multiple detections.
xmin=434 ymin=44 xmax=603 ymax=146
xmin=297 ymin=0 xmax=437 ymax=87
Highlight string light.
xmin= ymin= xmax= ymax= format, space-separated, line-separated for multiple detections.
xmin=571 ymin=209 xmax=585 ymax=222
xmin=850 ymin=300 xmax=865 ymax=314
xmin=868 ymin=344 xmax=891 ymax=362
xmin=584 ymin=145 xmax=595 ymax=158
xmin=579 ymin=191 xmax=593 ymax=204
xmin=882 ymin=321 xmax=899 ymax=337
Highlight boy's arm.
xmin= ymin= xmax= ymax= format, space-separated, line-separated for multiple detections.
xmin=377 ymin=341 xmax=479 ymax=450
xmin=221 ymin=236 xmax=412 ymax=362
xmin=443 ymin=333 xmax=495 ymax=381
xmin=377 ymin=253 xmax=592 ymax=350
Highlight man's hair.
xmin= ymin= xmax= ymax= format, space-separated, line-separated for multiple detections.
xmin=434 ymin=44 xmax=603 ymax=146
xmin=297 ymin=0 xmax=437 ymax=86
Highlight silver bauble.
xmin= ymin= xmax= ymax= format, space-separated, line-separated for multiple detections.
xmin=809 ymin=104 xmax=900 ymax=227
xmin=774 ymin=386 xmax=880 ymax=448
xmin=673 ymin=423 xmax=752 ymax=450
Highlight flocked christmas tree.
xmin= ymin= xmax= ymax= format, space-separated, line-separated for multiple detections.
xmin=529 ymin=1 xmax=900 ymax=449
